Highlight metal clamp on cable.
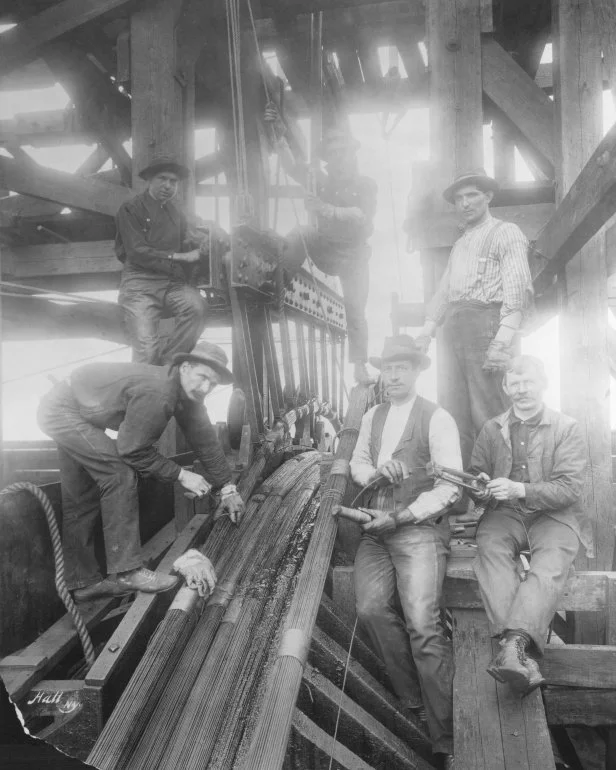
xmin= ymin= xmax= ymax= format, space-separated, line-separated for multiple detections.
xmin=278 ymin=628 xmax=311 ymax=666
xmin=330 ymin=458 xmax=350 ymax=477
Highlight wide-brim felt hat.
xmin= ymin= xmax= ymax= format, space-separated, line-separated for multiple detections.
xmin=139 ymin=154 xmax=190 ymax=181
xmin=443 ymin=168 xmax=499 ymax=204
xmin=173 ymin=342 xmax=234 ymax=384
xmin=319 ymin=128 xmax=360 ymax=159
xmin=369 ymin=335 xmax=431 ymax=371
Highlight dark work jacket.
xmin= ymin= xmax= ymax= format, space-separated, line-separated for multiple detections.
xmin=115 ymin=191 xmax=200 ymax=281
xmin=68 ymin=362 xmax=232 ymax=487
xmin=317 ymin=174 xmax=377 ymax=246
xmin=470 ymin=406 xmax=591 ymax=556
xmin=366 ymin=397 xmax=445 ymax=531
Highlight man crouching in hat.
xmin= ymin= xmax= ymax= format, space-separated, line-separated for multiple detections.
xmin=264 ymin=106 xmax=377 ymax=384
xmin=349 ymin=335 xmax=461 ymax=770
xmin=37 ymin=342 xmax=244 ymax=602
xmin=116 ymin=154 xmax=228 ymax=365
xmin=416 ymin=169 xmax=533 ymax=472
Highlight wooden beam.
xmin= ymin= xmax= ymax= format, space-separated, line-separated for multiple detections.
xmin=531 ymin=120 xmax=616 ymax=291
xmin=589 ymin=0 xmax=616 ymax=105
xmin=481 ymin=38 xmax=555 ymax=167
xmin=553 ymin=0 xmax=614 ymax=607
xmin=194 ymin=151 xmax=227 ymax=182
xmin=452 ymin=609 xmax=555 ymax=770
xmin=542 ymin=644 xmax=616 ymax=689
xmin=4 ymin=241 xmax=118 ymax=278
xmin=0 ymin=0 xmax=136 ymax=77
xmin=545 ymin=689 xmax=616 ymax=727
xmin=0 ymin=155 xmax=131 ymax=216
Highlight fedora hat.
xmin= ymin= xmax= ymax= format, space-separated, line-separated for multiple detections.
xmin=172 ymin=342 xmax=234 ymax=384
xmin=443 ymin=168 xmax=499 ymax=204
xmin=369 ymin=335 xmax=431 ymax=371
xmin=319 ymin=128 xmax=360 ymax=159
xmin=139 ymin=153 xmax=190 ymax=181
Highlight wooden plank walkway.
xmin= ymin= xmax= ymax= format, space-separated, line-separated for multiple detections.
xmin=452 ymin=609 xmax=555 ymax=770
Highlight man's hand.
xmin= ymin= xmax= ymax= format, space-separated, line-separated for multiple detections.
xmin=362 ymin=510 xmax=397 ymax=535
xmin=377 ymin=459 xmax=410 ymax=486
xmin=486 ymin=477 xmax=525 ymax=501
xmin=179 ymin=468 xmax=211 ymax=497
xmin=219 ymin=484 xmax=245 ymax=525
xmin=470 ymin=471 xmax=492 ymax=502
xmin=482 ymin=340 xmax=511 ymax=373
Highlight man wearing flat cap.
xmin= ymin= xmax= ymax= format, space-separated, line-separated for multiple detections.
xmin=416 ymin=169 xmax=533 ymax=471
xmin=349 ymin=335 xmax=461 ymax=770
xmin=116 ymin=155 xmax=228 ymax=365
xmin=38 ymin=342 xmax=245 ymax=602
xmin=264 ymin=109 xmax=377 ymax=384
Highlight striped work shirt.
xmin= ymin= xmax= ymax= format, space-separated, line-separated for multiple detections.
xmin=426 ymin=214 xmax=532 ymax=325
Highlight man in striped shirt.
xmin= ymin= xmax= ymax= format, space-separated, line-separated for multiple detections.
xmin=416 ymin=169 xmax=533 ymax=470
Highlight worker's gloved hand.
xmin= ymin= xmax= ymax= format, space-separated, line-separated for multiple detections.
xmin=482 ymin=340 xmax=512 ymax=373
xmin=414 ymin=334 xmax=432 ymax=355
xmin=362 ymin=509 xmax=397 ymax=535
xmin=486 ymin=477 xmax=525 ymax=501
xmin=469 ymin=472 xmax=492 ymax=502
xmin=263 ymin=101 xmax=287 ymax=143
xmin=179 ymin=468 xmax=212 ymax=498
xmin=173 ymin=549 xmax=217 ymax=597
xmin=377 ymin=459 xmax=410 ymax=486
xmin=217 ymin=484 xmax=245 ymax=525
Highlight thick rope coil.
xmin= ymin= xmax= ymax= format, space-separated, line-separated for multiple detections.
xmin=0 ymin=482 xmax=96 ymax=667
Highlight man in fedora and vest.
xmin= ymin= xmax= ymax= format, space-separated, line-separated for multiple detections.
xmin=349 ymin=335 xmax=461 ymax=770
xmin=38 ymin=342 xmax=245 ymax=602
xmin=264 ymin=109 xmax=377 ymax=384
xmin=416 ymin=169 xmax=533 ymax=471
xmin=116 ymin=154 xmax=228 ymax=365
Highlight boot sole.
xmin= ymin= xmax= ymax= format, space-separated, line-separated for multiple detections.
xmin=486 ymin=664 xmax=530 ymax=691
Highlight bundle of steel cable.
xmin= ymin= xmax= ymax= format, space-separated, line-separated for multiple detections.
xmin=237 ymin=384 xmax=372 ymax=770
xmin=88 ymin=447 xmax=275 ymax=769
xmin=157 ymin=464 xmax=321 ymax=770
xmin=89 ymin=450 xmax=320 ymax=770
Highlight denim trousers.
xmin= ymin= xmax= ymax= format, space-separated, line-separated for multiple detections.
xmin=441 ymin=305 xmax=511 ymax=468
xmin=37 ymin=383 xmax=142 ymax=590
xmin=474 ymin=507 xmax=580 ymax=652
xmin=354 ymin=525 xmax=454 ymax=754
xmin=285 ymin=227 xmax=370 ymax=363
xmin=118 ymin=267 xmax=207 ymax=365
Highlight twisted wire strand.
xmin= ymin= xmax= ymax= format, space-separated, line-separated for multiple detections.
xmin=0 ymin=482 xmax=96 ymax=667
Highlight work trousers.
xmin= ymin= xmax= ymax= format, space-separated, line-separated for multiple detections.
xmin=474 ymin=507 xmax=580 ymax=653
xmin=119 ymin=267 xmax=207 ymax=365
xmin=354 ymin=525 xmax=453 ymax=755
xmin=37 ymin=383 xmax=142 ymax=591
xmin=441 ymin=304 xmax=511 ymax=469
xmin=285 ymin=227 xmax=370 ymax=364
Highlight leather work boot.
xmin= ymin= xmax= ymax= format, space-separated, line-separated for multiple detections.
xmin=73 ymin=577 xmax=135 ymax=603
xmin=487 ymin=631 xmax=545 ymax=693
xmin=116 ymin=567 xmax=179 ymax=594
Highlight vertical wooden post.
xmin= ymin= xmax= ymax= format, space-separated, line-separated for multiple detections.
xmin=331 ymin=332 xmax=339 ymax=414
xmin=492 ymin=120 xmax=516 ymax=186
xmin=553 ymin=0 xmax=613 ymax=585
xmin=307 ymin=324 xmax=318 ymax=397
xmin=552 ymin=0 xmax=613 ymax=644
xmin=0 ymin=244 xmax=4 ymax=489
xmin=424 ymin=0 xmax=484 ymax=406
xmin=130 ymin=0 xmax=185 ymax=184
xmin=320 ymin=327 xmax=330 ymax=403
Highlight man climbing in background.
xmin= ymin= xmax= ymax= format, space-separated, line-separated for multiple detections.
xmin=349 ymin=335 xmax=461 ymax=770
xmin=469 ymin=355 xmax=587 ymax=693
xmin=264 ymin=104 xmax=378 ymax=385
xmin=116 ymin=154 xmax=228 ymax=365
xmin=415 ymin=169 xmax=533 ymax=470
xmin=38 ymin=342 xmax=244 ymax=602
